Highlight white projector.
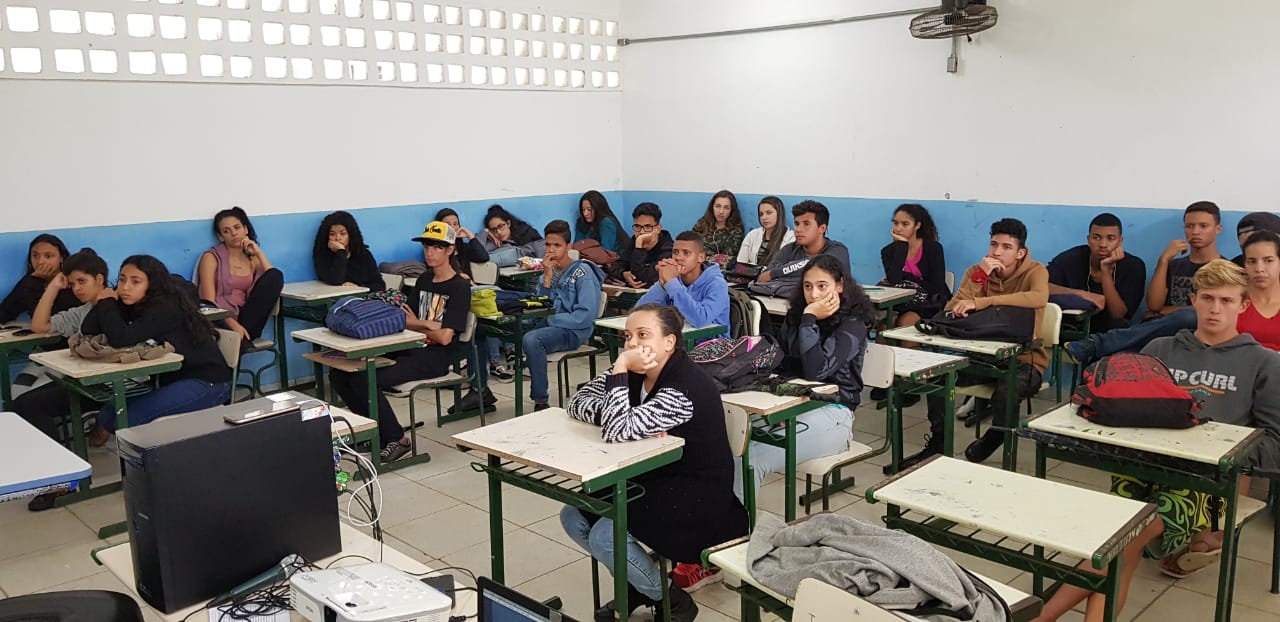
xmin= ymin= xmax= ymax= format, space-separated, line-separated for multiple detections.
xmin=290 ymin=563 xmax=453 ymax=622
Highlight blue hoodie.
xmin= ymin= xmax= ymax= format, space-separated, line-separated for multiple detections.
xmin=638 ymin=262 xmax=730 ymax=338
xmin=537 ymin=258 xmax=606 ymax=347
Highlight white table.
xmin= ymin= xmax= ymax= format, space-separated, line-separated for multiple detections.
xmin=276 ymin=281 xmax=373 ymax=392
xmin=1029 ymin=403 xmax=1258 ymax=465
xmin=0 ymin=412 xmax=92 ymax=502
xmin=869 ymin=456 xmax=1156 ymax=622
xmin=95 ymin=522 xmax=473 ymax=622
xmin=280 ymin=281 xmax=370 ymax=302
xmin=453 ymin=408 xmax=684 ymax=621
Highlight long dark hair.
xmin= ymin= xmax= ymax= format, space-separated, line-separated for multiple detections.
xmin=26 ymin=233 xmax=71 ymax=275
xmin=120 ymin=255 xmax=217 ymax=345
xmin=313 ymin=210 xmax=368 ymax=258
xmin=894 ymin=204 xmax=939 ymax=242
xmin=576 ymin=190 xmax=623 ymax=240
xmin=63 ymin=248 xmax=109 ymax=281
xmin=785 ymin=255 xmax=876 ymax=330
xmin=212 ymin=206 xmax=258 ymax=242
xmin=629 ymin=302 xmax=686 ymax=352
xmin=756 ymin=196 xmax=790 ymax=266
xmin=485 ymin=204 xmax=542 ymax=246
xmin=693 ymin=190 xmax=744 ymax=236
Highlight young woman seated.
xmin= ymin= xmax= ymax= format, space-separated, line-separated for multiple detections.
xmin=561 ymin=303 xmax=748 ymax=622
xmin=880 ymin=203 xmax=948 ymax=328
xmin=734 ymin=255 xmax=874 ymax=500
xmin=480 ymin=204 xmax=544 ymax=267
xmin=198 ymin=207 xmax=284 ymax=345
xmin=575 ymin=190 xmax=625 ymax=253
xmin=435 ymin=208 xmax=491 ymax=282
xmin=0 ymin=233 xmax=79 ymax=324
xmin=692 ymin=189 xmax=745 ymax=258
xmin=313 ymin=210 xmax=384 ymax=291
xmin=737 ymin=196 xmax=795 ymax=267
xmin=87 ymin=255 xmax=233 ymax=447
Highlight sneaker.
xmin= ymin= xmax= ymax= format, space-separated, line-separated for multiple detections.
xmin=870 ymin=387 xmax=888 ymax=402
xmin=892 ymin=434 xmax=943 ymax=474
xmin=1063 ymin=339 xmax=1096 ymax=367
xmin=447 ymin=389 xmax=498 ymax=415
xmin=533 ymin=401 xmax=550 ymax=412
xmin=380 ymin=440 xmax=412 ymax=463
xmin=672 ymin=563 xmax=722 ymax=591
xmin=489 ymin=363 xmax=514 ymax=383
xmin=660 ymin=585 xmax=699 ymax=622
xmin=964 ymin=430 xmax=1005 ymax=463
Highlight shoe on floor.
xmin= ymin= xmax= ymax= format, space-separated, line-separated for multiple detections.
xmin=27 ymin=493 xmax=59 ymax=512
xmin=447 ymin=389 xmax=497 ymax=415
xmin=380 ymin=439 xmax=412 ymax=463
xmin=672 ymin=563 xmax=722 ymax=591
xmin=657 ymin=585 xmax=699 ymax=622
xmin=1063 ymin=339 xmax=1096 ymax=367
xmin=489 ymin=363 xmax=514 ymax=383
xmin=964 ymin=430 xmax=1004 ymax=463
xmin=532 ymin=401 xmax=550 ymax=412
xmin=869 ymin=387 xmax=888 ymax=401
xmin=594 ymin=583 xmax=655 ymax=622
xmin=892 ymin=434 xmax=943 ymax=474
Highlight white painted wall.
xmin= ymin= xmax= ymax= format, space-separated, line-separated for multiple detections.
xmin=0 ymin=0 xmax=622 ymax=232
xmin=619 ymin=0 xmax=1280 ymax=211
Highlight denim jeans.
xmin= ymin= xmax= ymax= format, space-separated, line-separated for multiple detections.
xmin=1089 ymin=307 xmax=1197 ymax=358
xmin=488 ymin=246 xmax=521 ymax=268
xmin=559 ymin=506 xmax=666 ymax=601
xmin=733 ymin=404 xmax=854 ymax=502
xmin=523 ymin=325 xmax=580 ymax=404
xmin=97 ymin=379 xmax=233 ymax=432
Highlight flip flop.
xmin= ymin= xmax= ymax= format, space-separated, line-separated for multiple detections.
xmin=1159 ymin=546 xmax=1221 ymax=579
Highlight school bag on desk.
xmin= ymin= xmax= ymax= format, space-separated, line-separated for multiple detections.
xmin=1071 ymin=352 xmax=1204 ymax=428
xmin=689 ymin=335 xmax=783 ymax=392
xmin=915 ymin=305 xmax=1037 ymax=343
xmin=325 ymin=296 xmax=406 ymax=340
xmin=570 ymin=239 xmax=619 ymax=268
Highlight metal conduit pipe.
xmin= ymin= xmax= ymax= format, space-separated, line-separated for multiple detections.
xmin=617 ymin=7 xmax=935 ymax=46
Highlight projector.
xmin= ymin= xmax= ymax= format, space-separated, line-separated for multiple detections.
xmin=290 ymin=563 xmax=452 ymax=622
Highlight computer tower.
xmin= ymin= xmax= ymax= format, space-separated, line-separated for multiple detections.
xmin=118 ymin=398 xmax=341 ymax=613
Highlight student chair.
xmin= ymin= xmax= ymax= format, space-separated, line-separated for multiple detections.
xmin=956 ymin=303 xmax=1063 ymax=433
xmin=471 ymin=262 xmax=498 ymax=286
xmin=214 ymin=329 xmax=242 ymax=404
xmin=945 ymin=271 xmax=956 ymax=295
xmin=387 ymin=312 xmax=482 ymax=436
xmin=792 ymin=577 xmax=902 ymax=621
xmin=545 ymin=291 xmax=609 ymax=407
xmin=797 ymin=343 xmax=896 ymax=513
xmin=380 ymin=272 xmax=403 ymax=292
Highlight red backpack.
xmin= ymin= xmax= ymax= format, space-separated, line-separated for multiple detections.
xmin=1071 ymin=352 xmax=1204 ymax=428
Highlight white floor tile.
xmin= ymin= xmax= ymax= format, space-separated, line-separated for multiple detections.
xmin=0 ymin=508 xmax=98 ymax=562
xmin=0 ymin=539 xmax=109 ymax=596
xmin=387 ymin=503 xmax=518 ymax=559
xmin=442 ymin=528 xmax=582 ymax=587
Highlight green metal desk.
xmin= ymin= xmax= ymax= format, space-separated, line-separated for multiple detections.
xmin=601 ymin=284 xmax=648 ymax=314
xmin=1057 ymin=308 xmax=1092 ymax=399
xmin=275 ymin=281 xmax=371 ymax=391
xmin=291 ymin=327 xmax=425 ymax=472
xmin=478 ymin=308 xmax=556 ymax=418
xmin=721 ymin=390 xmax=825 ymax=522
xmin=867 ymin=456 xmax=1157 ymax=622
xmin=880 ymin=325 xmax=1033 ymax=471
xmin=593 ymin=316 xmax=726 ymax=360
xmin=864 ymin=285 xmax=917 ymax=329
xmin=497 ymin=266 xmax=543 ymax=292
xmin=1021 ymin=403 xmax=1263 ymax=622
xmin=453 ymin=408 xmax=685 ymax=622
xmin=0 ymin=326 xmax=62 ymax=408
xmin=29 ymin=348 xmax=185 ymax=536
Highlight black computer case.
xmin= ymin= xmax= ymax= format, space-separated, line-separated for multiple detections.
xmin=118 ymin=398 xmax=341 ymax=613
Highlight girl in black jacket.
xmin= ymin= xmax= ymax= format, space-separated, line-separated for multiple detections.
xmin=880 ymin=203 xmax=948 ymax=326
xmin=86 ymin=255 xmax=232 ymax=446
xmin=562 ymin=303 xmax=747 ymax=622
xmin=0 ymin=233 xmax=79 ymax=323
xmin=313 ymin=211 xmax=384 ymax=291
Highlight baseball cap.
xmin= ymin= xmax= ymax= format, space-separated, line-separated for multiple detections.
xmin=1237 ymin=212 xmax=1280 ymax=237
xmin=412 ymin=221 xmax=457 ymax=246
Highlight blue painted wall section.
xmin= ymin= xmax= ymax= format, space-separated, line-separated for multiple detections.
xmin=0 ymin=190 xmax=1250 ymax=388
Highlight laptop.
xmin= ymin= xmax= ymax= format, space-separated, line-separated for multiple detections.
xmin=477 ymin=577 xmax=581 ymax=622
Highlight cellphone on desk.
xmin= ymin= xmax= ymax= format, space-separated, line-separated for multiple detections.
xmin=11 ymin=329 xmax=34 ymax=336
xmin=224 ymin=400 xmax=300 ymax=425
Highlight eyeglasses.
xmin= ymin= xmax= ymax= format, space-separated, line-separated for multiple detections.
xmin=632 ymin=224 xmax=657 ymax=233
xmin=487 ymin=222 xmax=510 ymax=232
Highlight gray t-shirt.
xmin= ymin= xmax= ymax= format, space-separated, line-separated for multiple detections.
xmin=49 ymin=302 xmax=92 ymax=336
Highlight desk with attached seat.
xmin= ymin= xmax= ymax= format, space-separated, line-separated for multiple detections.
xmin=0 ymin=324 xmax=63 ymax=408
xmin=722 ymin=390 xmax=827 ymax=522
xmin=276 ymin=281 xmax=371 ymax=391
xmin=477 ymin=308 xmax=555 ymax=418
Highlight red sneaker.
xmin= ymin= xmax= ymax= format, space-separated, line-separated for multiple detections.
xmin=672 ymin=563 xmax=722 ymax=591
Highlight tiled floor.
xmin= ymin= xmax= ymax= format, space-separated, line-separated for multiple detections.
xmin=2 ymin=356 xmax=1277 ymax=622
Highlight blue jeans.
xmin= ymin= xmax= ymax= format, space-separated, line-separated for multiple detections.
xmin=1090 ymin=308 xmax=1197 ymax=359
xmin=97 ymin=379 xmax=233 ymax=432
xmin=523 ymin=325 xmax=580 ymax=404
xmin=733 ymin=404 xmax=854 ymax=502
xmin=559 ymin=506 xmax=666 ymax=601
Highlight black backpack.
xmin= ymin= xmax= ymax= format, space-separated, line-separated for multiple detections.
xmin=915 ymin=305 xmax=1037 ymax=344
xmin=689 ymin=335 xmax=784 ymax=392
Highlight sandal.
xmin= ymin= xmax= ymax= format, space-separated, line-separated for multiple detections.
xmin=1159 ymin=539 xmax=1222 ymax=579
xmin=88 ymin=425 xmax=112 ymax=448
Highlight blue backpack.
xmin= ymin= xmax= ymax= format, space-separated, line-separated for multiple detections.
xmin=325 ymin=296 xmax=406 ymax=340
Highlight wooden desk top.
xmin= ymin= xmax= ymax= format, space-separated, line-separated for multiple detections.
xmin=95 ymin=522 xmax=467 ymax=622
xmin=880 ymin=326 xmax=1023 ymax=358
xmin=280 ymin=280 xmax=370 ymax=302
xmin=291 ymin=327 xmax=423 ymax=354
xmin=0 ymin=323 xmax=58 ymax=346
xmin=602 ymin=284 xmax=649 ymax=296
xmin=1028 ymin=403 xmax=1261 ymax=466
xmin=721 ymin=391 xmax=809 ymax=416
xmin=0 ymin=412 xmax=91 ymax=496
xmin=865 ymin=286 xmax=916 ymax=305
xmin=452 ymin=407 xmax=684 ymax=486
xmin=29 ymin=349 xmax=184 ymax=381
xmin=888 ymin=346 xmax=969 ymax=377
xmin=871 ymin=456 xmax=1155 ymax=563
xmin=757 ymin=295 xmax=789 ymax=316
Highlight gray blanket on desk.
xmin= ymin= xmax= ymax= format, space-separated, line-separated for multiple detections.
xmin=746 ymin=513 xmax=1007 ymax=622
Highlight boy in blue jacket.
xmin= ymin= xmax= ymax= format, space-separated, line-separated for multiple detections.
xmin=638 ymin=231 xmax=730 ymax=338
xmin=526 ymin=220 xmax=605 ymax=411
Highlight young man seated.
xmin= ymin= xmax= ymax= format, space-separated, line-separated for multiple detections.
xmin=1035 ymin=260 xmax=1280 ymax=622
xmin=1064 ymin=202 xmax=1239 ymax=366
xmin=900 ymin=218 xmax=1049 ymax=470
xmin=526 ymin=220 xmax=605 ymax=412
xmin=749 ymin=200 xmax=850 ymax=298
xmin=637 ymin=231 xmax=730 ymax=337
xmin=1046 ymin=213 xmax=1146 ymax=333
xmin=607 ymin=202 xmax=673 ymax=288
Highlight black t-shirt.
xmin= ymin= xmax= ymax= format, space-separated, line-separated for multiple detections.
xmin=1046 ymin=245 xmax=1147 ymax=333
xmin=411 ymin=272 xmax=469 ymax=348
xmin=1165 ymin=257 xmax=1205 ymax=308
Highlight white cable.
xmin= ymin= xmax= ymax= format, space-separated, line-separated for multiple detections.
xmin=308 ymin=399 xmax=386 ymax=530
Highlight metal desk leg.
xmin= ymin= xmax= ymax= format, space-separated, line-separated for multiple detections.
xmin=276 ymin=312 xmax=290 ymax=391
xmin=1033 ymin=444 xmax=1049 ymax=598
xmin=513 ymin=322 xmax=526 ymax=417
xmin=942 ymin=372 xmax=957 ymax=457
xmin=784 ymin=420 xmax=797 ymax=522
xmin=0 ymin=355 xmax=11 ymax=409
xmin=111 ymin=379 xmax=128 ymax=432
xmin=889 ymin=385 xmax=903 ymax=471
xmin=1001 ymin=358 xmax=1019 ymax=471
xmin=739 ymin=594 xmax=761 ymax=622
xmin=1215 ymin=477 xmax=1242 ymax=622
xmin=1102 ymin=557 xmax=1121 ymax=622
xmin=365 ymin=357 xmax=383 ymax=472
xmin=612 ymin=479 xmax=629 ymax=622
xmin=487 ymin=455 xmax=505 ymax=583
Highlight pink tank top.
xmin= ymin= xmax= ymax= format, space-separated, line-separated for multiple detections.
xmin=903 ymin=244 xmax=924 ymax=280
xmin=207 ymin=244 xmax=259 ymax=315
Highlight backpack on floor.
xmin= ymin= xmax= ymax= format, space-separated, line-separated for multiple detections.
xmin=1071 ymin=352 xmax=1205 ymax=428
xmin=690 ymin=335 xmax=784 ymax=392
xmin=325 ymin=296 xmax=407 ymax=340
